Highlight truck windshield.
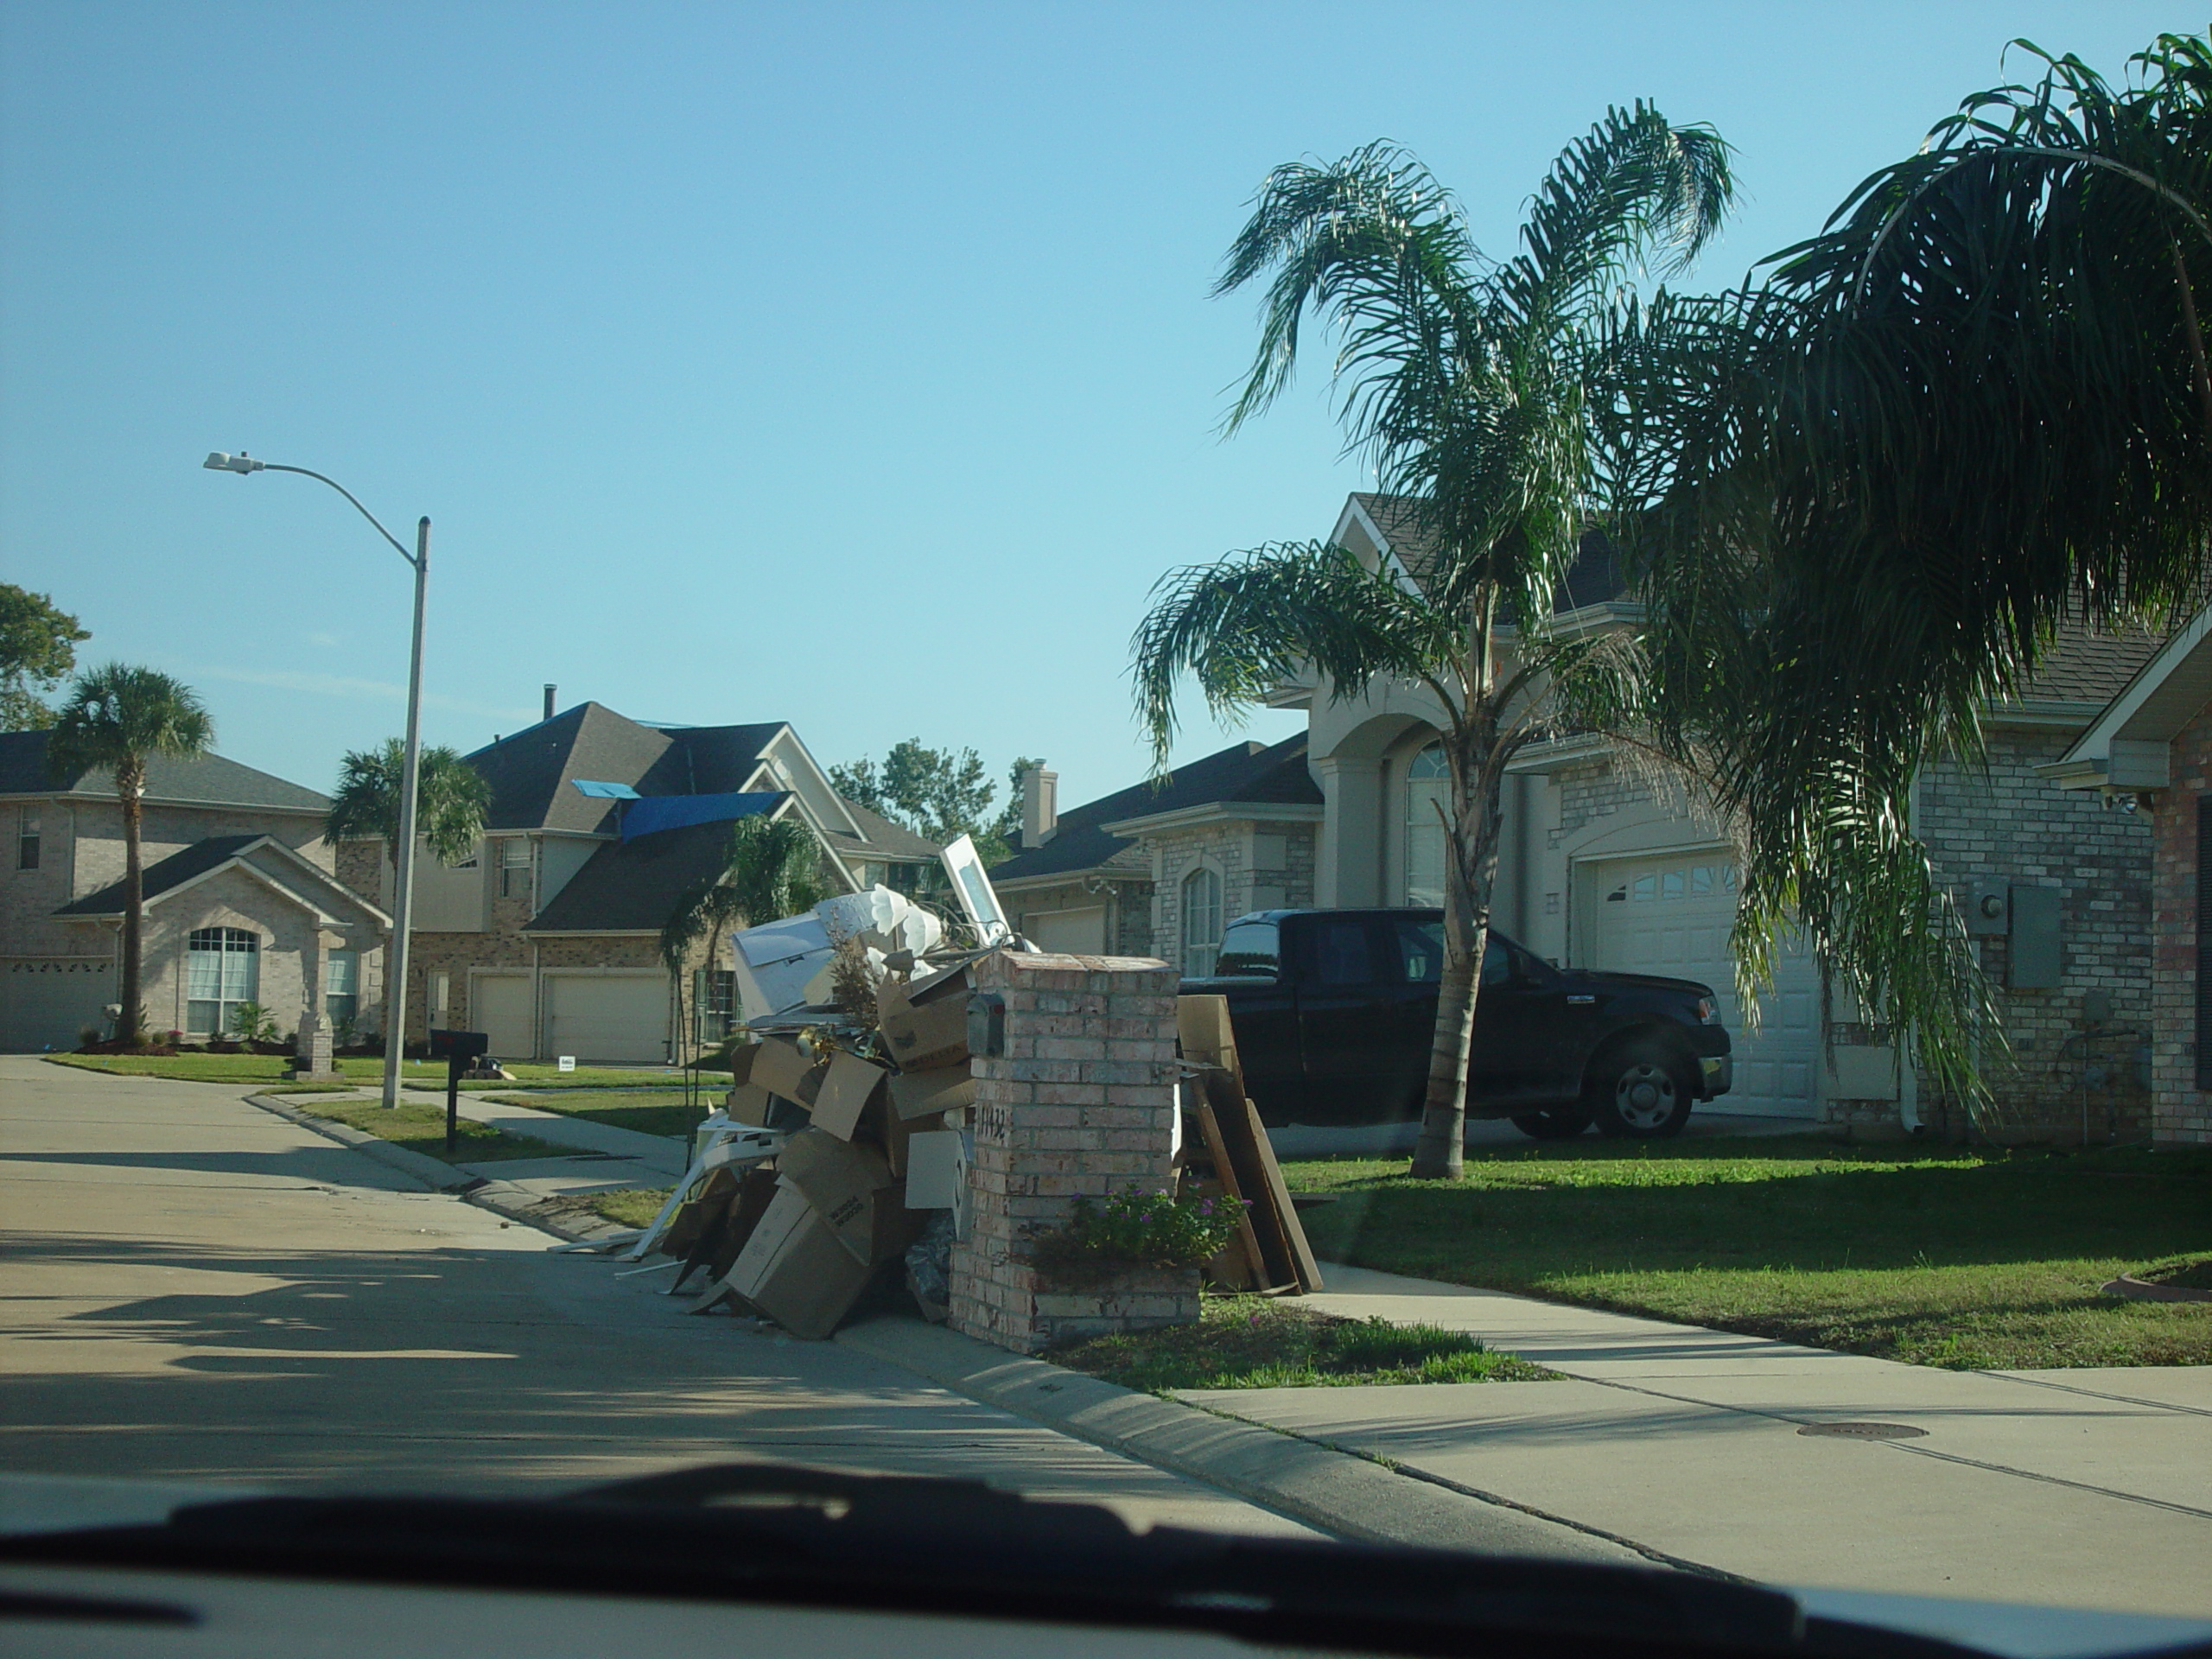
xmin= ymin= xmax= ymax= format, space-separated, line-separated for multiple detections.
xmin=1214 ymin=918 xmax=1280 ymax=977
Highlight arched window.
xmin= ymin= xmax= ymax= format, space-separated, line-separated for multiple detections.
xmin=1407 ymin=741 xmax=1449 ymax=907
xmin=186 ymin=927 xmax=258 ymax=1037
xmin=1180 ymin=867 xmax=1224 ymax=978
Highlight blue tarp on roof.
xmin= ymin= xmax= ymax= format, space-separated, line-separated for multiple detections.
xmin=618 ymin=790 xmax=784 ymax=842
xmin=571 ymin=779 xmax=642 ymax=800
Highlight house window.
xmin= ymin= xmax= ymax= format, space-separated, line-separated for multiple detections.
xmin=325 ymin=950 xmax=359 ymax=1032
xmin=1181 ymin=867 xmax=1224 ymax=978
xmin=16 ymin=808 xmax=38 ymax=872
xmin=185 ymin=927 xmax=258 ymax=1037
xmin=695 ymin=968 xmax=737 ymax=1044
xmin=1407 ymin=741 xmax=1448 ymax=907
xmin=499 ymin=837 xmax=531 ymax=899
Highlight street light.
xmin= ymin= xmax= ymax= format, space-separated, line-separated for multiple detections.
xmin=204 ymin=451 xmax=429 ymax=1112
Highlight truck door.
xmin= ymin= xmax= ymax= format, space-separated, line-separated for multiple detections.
xmin=1212 ymin=916 xmax=1301 ymax=1120
xmin=1294 ymin=913 xmax=1403 ymax=1122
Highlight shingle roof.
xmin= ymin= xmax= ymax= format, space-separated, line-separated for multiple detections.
xmin=523 ymin=819 xmax=741 ymax=934
xmin=464 ymin=705 xmax=789 ymax=835
xmin=1348 ymin=493 xmax=1622 ymax=610
xmin=54 ymin=835 xmax=267 ymax=916
xmin=2018 ymin=618 xmax=2166 ymax=705
xmin=0 ymin=732 xmax=327 ymax=813
xmin=990 ymin=735 xmax=1319 ymax=885
xmin=826 ymin=798 xmax=943 ymax=861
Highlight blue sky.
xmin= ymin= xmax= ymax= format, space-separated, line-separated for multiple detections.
xmin=0 ymin=1 xmax=2180 ymax=817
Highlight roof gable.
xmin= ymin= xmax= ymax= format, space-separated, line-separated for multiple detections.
xmin=54 ymin=834 xmax=389 ymax=926
xmin=0 ymin=731 xmax=327 ymax=813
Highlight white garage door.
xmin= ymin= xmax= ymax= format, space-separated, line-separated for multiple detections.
xmin=3 ymin=959 xmax=115 ymax=1051
xmin=546 ymin=973 xmax=669 ymax=1065
xmin=1584 ymin=852 xmax=1817 ymax=1118
xmin=1027 ymin=906 xmax=1106 ymax=954
xmin=473 ymin=975 xmax=535 ymax=1061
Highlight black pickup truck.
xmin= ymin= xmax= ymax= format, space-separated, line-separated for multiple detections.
xmin=1184 ymin=908 xmax=1733 ymax=1140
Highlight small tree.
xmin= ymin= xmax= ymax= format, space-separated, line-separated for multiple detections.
xmin=831 ymin=740 xmax=1037 ymax=866
xmin=48 ymin=666 xmax=214 ymax=1042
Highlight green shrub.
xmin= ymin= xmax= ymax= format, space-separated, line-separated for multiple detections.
xmin=1033 ymin=1189 xmax=1246 ymax=1274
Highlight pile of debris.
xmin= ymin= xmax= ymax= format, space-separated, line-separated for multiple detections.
xmin=572 ymin=842 xmax=1319 ymax=1340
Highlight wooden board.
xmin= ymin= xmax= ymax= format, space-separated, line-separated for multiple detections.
xmin=1193 ymin=1093 xmax=1274 ymax=1291
xmin=1230 ymin=1085 xmax=1322 ymax=1293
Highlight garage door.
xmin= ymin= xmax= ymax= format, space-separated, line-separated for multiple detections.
xmin=1583 ymin=852 xmax=1817 ymax=1118
xmin=473 ymin=974 xmax=535 ymax=1061
xmin=3 ymin=959 xmax=114 ymax=1051
xmin=1027 ymin=906 xmax=1106 ymax=954
xmin=546 ymin=973 xmax=669 ymax=1065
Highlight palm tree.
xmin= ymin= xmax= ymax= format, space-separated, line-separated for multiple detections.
xmin=47 ymin=665 xmax=214 ymax=1043
xmin=1620 ymin=31 xmax=2212 ymax=1109
xmin=660 ymin=814 xmax=826 ymax=1065
xmin=1135 ymin=110 xmax=1732 ymax=1179
xmin=325 ymin=740 xmax=492 ymax=1044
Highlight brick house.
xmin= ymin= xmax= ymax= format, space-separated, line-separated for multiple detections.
xmin=1001 ymin=493 xmax=2163 ymax=1133
xmin=2043 ymin=605 xmax=2212 ymax=1146
xmin=0 ymin=731 xmax=379 ymax=1052
xmin=334 ymin=701 xmax=938 ymax=1065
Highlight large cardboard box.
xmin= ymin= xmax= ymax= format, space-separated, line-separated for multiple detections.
xmin=880 ymin=1103 xmax=943 ymax=1178
xmin=775 ymin=1128 xmax=914 ymax=1263
xmin=903 ymin=1129 xmax=964 ymax=1210
xmin=887 ymin=1063 xmax=976 ymax=1121
xmin=724 ymin=1185 xmax=875 ymax=1340
xmin=876 ymin=965 xmax=971 ymax=1071
xmin=725 ymin=1043 xmax=760 ymax=1087
xmin=748 ymin=1034 xmax=822 ymax=1106
xmin=810 ymin=1050 xmax=889 ymax=1142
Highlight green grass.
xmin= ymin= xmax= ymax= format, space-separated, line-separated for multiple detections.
xmin=293 ymin=1097 xmax=569 ymax=1165
xmin=45 ymin=1052 xmax=679 ymax=1090
xmin=583 ymin=1186 xmax=674 ymax=1229
xmin=481 ymin=1089 xmax=705 ymax=1141
xmin=1048 ymin=1294 xmax=1553 ymax=1392
xmin=1282 ymin=1137 xmax=2212 ymax=1370
xmin=2140 ymin=1255 xmax=2212 ymax=1291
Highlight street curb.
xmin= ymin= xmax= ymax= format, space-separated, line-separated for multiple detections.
xmin=243 ymin=1091 xmax=464 ymax=1192
xmin=832 ymin=1315 xmax=1648 ymax=1566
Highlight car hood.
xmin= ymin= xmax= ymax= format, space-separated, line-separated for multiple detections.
xmin=1560 ymin=969 xmax=1716 ymax=1000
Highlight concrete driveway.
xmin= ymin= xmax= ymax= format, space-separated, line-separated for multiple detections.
xmin=0 ymin=1057 xmax=1304 ymax=1536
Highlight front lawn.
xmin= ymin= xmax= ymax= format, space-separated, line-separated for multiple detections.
xmin=584 ymin=1186 xmax=673 ymax=1229
xmin=294 ymin=1098 xmax=569 ymax=1165
xmin=1049 ymin=1294 xmax=1553 ymax=1391
xmin=481 ymin=1090 xmax=704 ymax=1141
xmin=46 ymin=1053 xmax=677 ymax=1090
xmin=1284 ymin=1138 xmax=2212 ymax=1370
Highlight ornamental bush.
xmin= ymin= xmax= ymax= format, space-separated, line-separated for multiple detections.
xmin=1033 ymin=1188 xmax=1246 ymax=1274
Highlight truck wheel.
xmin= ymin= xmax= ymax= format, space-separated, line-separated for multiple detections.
xmin=1587 ymin=1045 xmax=1694 ymax=1139
xmin=1510 ymin=1107 xmax=1592 ymax=1141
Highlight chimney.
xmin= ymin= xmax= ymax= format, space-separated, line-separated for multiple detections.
xmin=1020 ymin=763 xmax=1058 ymax=848
xmin=543 ymin=684 xmax=556 ymax=722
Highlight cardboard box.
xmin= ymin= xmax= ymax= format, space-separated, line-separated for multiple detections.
xmin=748 ymin=1034 xmax=822 ymax=1106
xmin=775 ymin=1128 xmax=912 ymax=1263
xmin=724 ymin=1185 xmax=876 ymax=1340
xmin=887 ymin=1063 xmax=976 ymax=1122
xmin=903 ymin=1129 xmax=964 ymax=1210
xmin=725 ymin=1043 xmax=760 ymax=1087
xmin=880 ymin=1103 xmax=943 ymax=1178
xmin=810 ymin=1050 xmax=889 ymax=1142
xmin=877 ymin=965 xmax=971 ymax=1070
xmin=723 ymin=1081 xmax=782 ymax=1128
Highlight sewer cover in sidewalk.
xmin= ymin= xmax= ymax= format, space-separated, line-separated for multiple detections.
xmin=1796 ymin=1421 xmax=1928 ymax=1440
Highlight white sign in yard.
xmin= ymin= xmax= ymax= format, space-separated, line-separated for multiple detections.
xmin=557 ymin=1055 xmax=576 ymax=1072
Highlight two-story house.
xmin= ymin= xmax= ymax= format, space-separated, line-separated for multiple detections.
xmin=1 ymin=731 xmax=385 ymax=1052
xmin=333 ymin=701 xmax=939 ymax=1065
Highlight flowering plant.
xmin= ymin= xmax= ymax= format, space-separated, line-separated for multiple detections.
xmin=1032 ymin=1188 xmax=1245 ymax=1274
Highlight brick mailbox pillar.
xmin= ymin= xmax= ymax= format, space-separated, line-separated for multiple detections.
xmin=948 ymin=950 xmax=1195 ymax=1354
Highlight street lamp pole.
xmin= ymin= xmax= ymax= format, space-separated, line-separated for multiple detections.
xmin=203 ymin=451 xmax=428 ymax=1110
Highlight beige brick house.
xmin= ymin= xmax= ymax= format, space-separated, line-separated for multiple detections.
xmin=999 ymin=493 xmax=2164 ymax=1136
xmin=0 ymin=731 xmax=374 ymax=1051
xmin=334 ymin=701 xmax=938 ymax=1065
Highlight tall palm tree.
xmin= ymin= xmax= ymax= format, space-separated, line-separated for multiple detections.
xmin=1135 ymin=110 xmax=1732 ymax=1179
xmin=325 ymin=740 xmax=492 ymax=1043
xmin=1621 ymin=31 xmax=2212 ymax=1109
xmin=47 ymin=665 xmax=214 ymax=1043
xmin=660 ymin=814 xmax=826 ymax=1063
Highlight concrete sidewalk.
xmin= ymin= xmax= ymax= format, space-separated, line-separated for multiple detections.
xmin=1181 ymin=1263 xmax=2212 ymax=1618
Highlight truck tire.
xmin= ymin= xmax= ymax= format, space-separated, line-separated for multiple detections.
xmin=1510 ymin=1106 xmax=1592 ymax=1141
xmin=1586 ymin=1042 xmax=1694 ymax=1139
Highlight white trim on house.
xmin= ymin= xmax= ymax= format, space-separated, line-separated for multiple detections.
xmin=1099 ymin=802 xmax=1325 ymax=838
xmin=2043 ymin=604 xmax=2212 ymax=791
xmin=64 ymin=835 xmax=392 ymax=929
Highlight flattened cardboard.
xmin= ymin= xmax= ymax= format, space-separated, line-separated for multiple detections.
xmin=876 ymin=967 xmax=971 ymax=1070
xmin=880 ymin=1103 xmax=943 ymax=1178
xmin=725 ymin=1185 xmax=875 ymax=1339
xmin=903 ymin=1129 xmax=963 ymax=1210
xmin=725 ymin=1043 xmax=760 ymax=1087
xmin=748 ymin=1035 xmax=823 ymax=1105
xmin=811 ymin=1050 xmax=889 ymax=1142
xmin=887 ymin=1064 xmax=976 ymax=1122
